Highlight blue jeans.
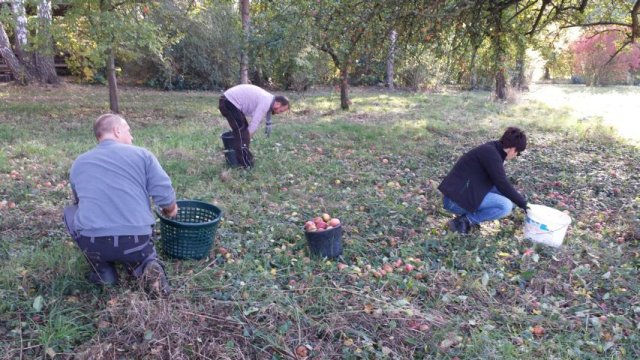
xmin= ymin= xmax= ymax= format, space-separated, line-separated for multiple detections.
xmin=443 ymin=187 xmax=514 ymax=225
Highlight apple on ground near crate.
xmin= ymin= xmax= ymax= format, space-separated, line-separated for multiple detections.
xmin=304 ymin=213 xmax=341 ymax=232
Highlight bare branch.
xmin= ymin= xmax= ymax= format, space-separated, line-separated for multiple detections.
xmin=604 ymin=39 xmax=633 ymax=66
xmin=584 ymin=28 xmax=626 ymax=40
xmin=508 ymin=0 xmax=539 ymax=24
xmin=561 ymin=22 xmax=632 ymax=29
xmin=557 ymin=0 xmax=589 ymax=12
xmin=632 ymin=0 xmax=639 ymax=42
xmin=527 ymin=0 xmax=551 ymax=36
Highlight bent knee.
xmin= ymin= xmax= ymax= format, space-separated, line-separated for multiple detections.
xmin=497 ymin=200 xmax=514 ymax=217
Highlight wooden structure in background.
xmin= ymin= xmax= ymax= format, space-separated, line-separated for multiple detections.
xmin=0 ymin=54 xmax=68 ymax=82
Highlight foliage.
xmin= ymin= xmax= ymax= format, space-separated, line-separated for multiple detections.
xmin=53 ymin=0 xmax=165 ymax=83
xmin=1 ymin=83 xmax=639 ymax=358
xmin=249 ymin=1 xmax=333 ymax=90
xmin=128 ymin=0 xmax=241 ymax=90
xmin=571 ymin=28 xmax=640 ymax=86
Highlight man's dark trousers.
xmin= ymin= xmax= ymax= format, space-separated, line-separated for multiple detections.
xmin=218 ymin=95 xmax=254 ymax=168
xmin=63 ymin=205 xmax=158 ymax=284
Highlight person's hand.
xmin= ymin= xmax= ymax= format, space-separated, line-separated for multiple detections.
xmin=162 ymin=203 xmax=178 ymax=218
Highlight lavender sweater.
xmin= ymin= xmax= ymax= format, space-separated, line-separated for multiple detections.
xmin=70 ymin=140 xmax=176 ymax=237
xmin=223 ymin=84 xmax=275 ymax=135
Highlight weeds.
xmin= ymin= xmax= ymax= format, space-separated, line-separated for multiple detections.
xmin=0 ymin=82 xmax=639 ymax=359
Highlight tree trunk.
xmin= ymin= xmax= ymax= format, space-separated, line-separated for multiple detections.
xmin=253 ymin=66 xmax=264 ymax=87
xmin=11 ymin=0 xmax=28 ymax=61
xmin=543 ymin=66 xmax=550 ymax=80
xmin=340 ymin=67 xmax=350 ymax=110
xmin=495 ymin=68 xmax=507 ymax=100
xmin=491 ymin=10 xmax=507 ymax=100
xmin=107 ymin=49 xmax=119 ymax=113
xmin=512 ymin=36 xmax=527 ymax=90
xmin=0 ymin=21 xmax=33 ymax=85
xmin=469 ymin=45 xmax=479 ymax=90
xmin=386 ymin=30 xmax=396 ymax=90
xmin=240 ymin=0 xmax=250 ymax=84
xmin=35 ymin=0 xmax=59 ymax=85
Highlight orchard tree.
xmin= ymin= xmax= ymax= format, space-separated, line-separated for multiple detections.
xmin=309 ymin=0 xmax=392 ymax=109
xmin=0 ymin=0 xmax=59 ymax=85
xmin=56 ymin=0 xmax=164 ymax=113
xmin=571 ymin=28 xmax=640 ymax=85
xmin=526 ymin=0 xmax=640 ymax=67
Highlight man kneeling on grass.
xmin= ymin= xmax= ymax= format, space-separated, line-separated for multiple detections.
xmin=63 ymin=114 xmax=177 ymax=296
xmin=438 ymin=127 xmax=529 ymax=234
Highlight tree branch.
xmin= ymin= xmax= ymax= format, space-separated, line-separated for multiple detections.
xmin=561 ymin=22 xmax=632 ymax=29
xmin=604 ymin=39 xmax=633 ymax=66
xmin=527 ymin=0 xmax=551 ymax=36
xmin=508 ymin=0 xmax=538 ymax=24
xmin=584 ymin=28 xmax=626 ymax=40
xmin=632 ymin=0 xmax=639 ymax=42
xmin=557 ymin=0 xmax=589 ymax=12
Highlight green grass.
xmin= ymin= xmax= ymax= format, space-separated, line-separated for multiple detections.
xmin=0 ymin=82 xmax=638 ymax=359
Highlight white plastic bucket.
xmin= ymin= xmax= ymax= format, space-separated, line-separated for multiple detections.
xmin=524 ymin=204 xmax=572 ymax=247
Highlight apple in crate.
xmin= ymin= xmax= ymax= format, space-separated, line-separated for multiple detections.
xmin=328 ymin=218 xmax=341 ymax=227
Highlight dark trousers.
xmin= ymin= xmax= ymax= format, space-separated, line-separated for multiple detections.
xmin=218 ymin=96 xmax=254 ymax=168
xmin=63 ymin=205 xmax=157 ymax=282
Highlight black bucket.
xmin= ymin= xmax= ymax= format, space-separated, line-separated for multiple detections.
xmin=304 ymin=225 xmax=343 ymax=259
xmin=220 ymin=131 xmax=241 ymax=167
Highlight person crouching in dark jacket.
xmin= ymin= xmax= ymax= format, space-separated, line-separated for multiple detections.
xmin=438 ymin=127 xmax=528 ymax=234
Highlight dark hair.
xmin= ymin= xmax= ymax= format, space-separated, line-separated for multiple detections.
xmin=94 ymin=113 xmax=125 ymax=140
xmin=274 ymin=95 xmax=289 ymax=107
xmin=499 ymin=127 xmax=527 ymax=154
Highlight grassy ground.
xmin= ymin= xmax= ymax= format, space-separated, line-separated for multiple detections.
xmin=0 ymin=83 xmax=638 ymax=359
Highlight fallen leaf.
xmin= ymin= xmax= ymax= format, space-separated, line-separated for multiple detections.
xmin=32 ymin=296 xmax=44 ymax=312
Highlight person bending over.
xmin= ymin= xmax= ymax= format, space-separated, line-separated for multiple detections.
xmin=438 ymin=127 xmax=528 ymax=234
xmin=63 ymin=114 xmax=177 ymax=296
xmin=218 ymin=84 xmax=289 ymax=168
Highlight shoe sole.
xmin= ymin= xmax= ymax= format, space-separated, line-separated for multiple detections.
xmin=142 ymin=262 xmax=171 ymax=296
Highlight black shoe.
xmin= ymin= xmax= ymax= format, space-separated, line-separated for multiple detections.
xmin=141 ymin=260 xmax=171 ymax=297
xmin=447 ymin=215 xmax=471 ymax=234
xmin=85 ymin=269 xmax=118 ymax=286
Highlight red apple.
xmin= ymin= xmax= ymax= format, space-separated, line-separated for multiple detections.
xmin=316 ymin=221 xmax=327 ymax=230
xmin=404 ymin=264 xmax=415 ymax=272
xmin=295 ymin=345 xmax=308 ymax=358
xmin=304 ymin=221 xmax=316 ymax=231
xmin=532 ymin=325 xmax=545 ymax=336
xmin=328 ymin=218 xmax=340 ymax=227
xmin=313 ymin=216 xmax=324 ymax=224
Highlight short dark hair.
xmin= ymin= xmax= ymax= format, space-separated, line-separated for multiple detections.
xmin=274 ymin=95 xmax=289 ymax=107
xmin=94 ymin=114 xmax=125 ymax=140
xmin=499 ymin=127 xmax=527 ymax=154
